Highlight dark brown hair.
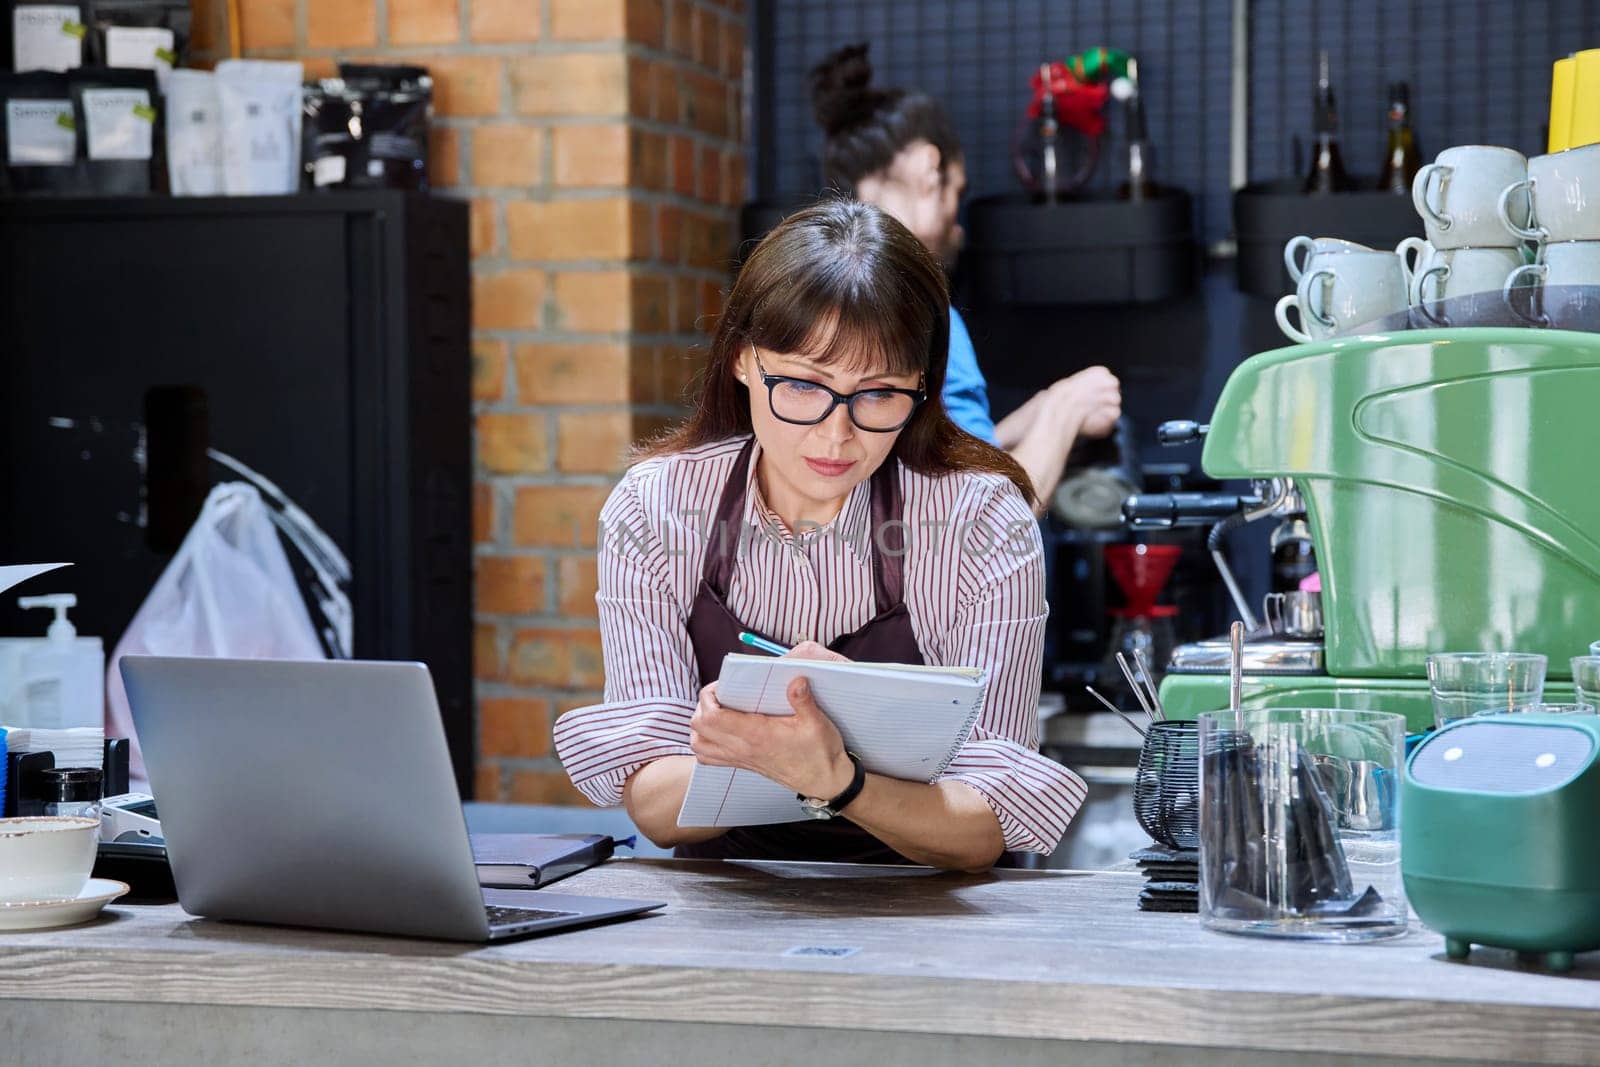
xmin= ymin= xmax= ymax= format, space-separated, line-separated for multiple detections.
xmin=809 ymin=42 xmax=963 ymax=191
xmin=640 ymin=199 xmax=1035 ymax=507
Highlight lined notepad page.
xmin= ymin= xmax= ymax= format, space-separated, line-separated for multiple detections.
xmin=676 ymin=655 xmax=988 ymax=828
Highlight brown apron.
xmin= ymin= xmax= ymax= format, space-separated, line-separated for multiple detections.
xmin=675 ymin=437 xmax=923 ymax=864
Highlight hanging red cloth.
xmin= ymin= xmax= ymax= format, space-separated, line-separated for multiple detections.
xmin=1026 ymin=61 xmax=1112 ymax=138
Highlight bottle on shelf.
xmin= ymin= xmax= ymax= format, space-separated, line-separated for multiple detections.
xmin=1378 ymin=81 xmax=1421 ymax=194
xmin=1303 ymin=50 xmax=1353 ymax=194
xmin=1117 ymin=57 xmax=1161 ymax=201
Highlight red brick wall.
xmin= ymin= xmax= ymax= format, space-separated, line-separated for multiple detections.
xmin=191 ymin=0 xmax=746 ymax=804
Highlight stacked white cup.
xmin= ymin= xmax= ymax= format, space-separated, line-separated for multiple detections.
xmin=1407 ymin=145 xmax=1533 ymax=326
xmin=1497 ymin=143 xmax=1600 ymax=327
xmin=1275 ymin=237 xmax=1410 ymax=343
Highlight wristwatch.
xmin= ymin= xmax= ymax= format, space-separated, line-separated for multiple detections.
xmin=798 ymin=752 xmax=865 ymax=820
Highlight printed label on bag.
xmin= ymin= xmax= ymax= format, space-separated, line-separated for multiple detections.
xmin=81 ymin=87 xmax=153 ymax=161
xmin=312 ymin=153 xmax=345 ymax=186
xmin=5 ymin=98 xmax=75 ymax=165
xmin=105 ymin=26 xmax=176 ymax=90
xmin=12 ymin=5 xmax=83 ymax=71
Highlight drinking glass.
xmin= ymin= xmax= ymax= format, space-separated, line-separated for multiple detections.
xmin=1569 ymin=655 xmax=1600 ymax=709
xmin=1426 ymin=653 xmax=1547 ymax=728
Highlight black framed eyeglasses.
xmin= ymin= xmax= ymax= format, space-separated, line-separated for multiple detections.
xmin=750 ymin=350 xmax=926 ymax=433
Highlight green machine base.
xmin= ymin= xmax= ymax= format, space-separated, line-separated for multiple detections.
xmin=1158 ymin=674 xmax=1580 ymax=733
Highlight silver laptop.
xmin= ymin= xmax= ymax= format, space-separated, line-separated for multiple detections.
xmin=121 ymin=655 xmax=663 ymax=942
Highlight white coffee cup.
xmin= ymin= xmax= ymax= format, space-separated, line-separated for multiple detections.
xmin=1275 ymin=250 xmax=1409 ymax=343
xmin=1497 ymin=143 xmax=1600 ymax=244
xmin=1503 ymin=240 xmax=1600 ymax=325
xmin=0 ymin=817 xmax=99 ymax=902
xmin=1410 ymin=246 xmax=1527 ymax=323
xmin=1283 ymin=236 xmax=1373 ymax=284
xmin=1413 ymin=145 xmax=1531 ymax=249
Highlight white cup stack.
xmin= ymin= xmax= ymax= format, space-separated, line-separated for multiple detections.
xmin=1270 ymin=143 xmax=1574 ymax=345
xmin=1405 ymin=145 xmax=1535 ymax=326
xmin=1496 ymin=143 xmax=1600 ymax=327
xmin=1275 ymin=238 xmax=1410 ymax=343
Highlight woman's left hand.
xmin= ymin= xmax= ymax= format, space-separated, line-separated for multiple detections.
xmin=689 ymin=677 xmax=856 ymax=800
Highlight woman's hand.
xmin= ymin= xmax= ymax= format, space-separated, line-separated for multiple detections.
xmin=689 ymin=678 xmax=856 ymax=800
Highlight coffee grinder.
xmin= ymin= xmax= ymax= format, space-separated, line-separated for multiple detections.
xmin=1100 ymin=544 xmax=1180 ymax=706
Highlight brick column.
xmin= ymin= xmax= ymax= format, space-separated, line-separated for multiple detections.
xmin=190 ymin=0 xmax=746 ymax=804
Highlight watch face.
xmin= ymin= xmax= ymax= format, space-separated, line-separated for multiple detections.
xmin=800 ymin=800 xmax=834 ymax=820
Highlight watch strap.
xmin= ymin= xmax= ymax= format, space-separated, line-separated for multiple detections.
xmin=799 ymin=751 xmax=865 ymax=816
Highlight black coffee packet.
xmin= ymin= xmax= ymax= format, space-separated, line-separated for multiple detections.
xmin=304 ymin=62 xmax=432 ymax=191
xmin=84 ymin=0 xmax=191 ymax=91
xmin=71 ymin=64 xmax=158 ymax=193
xmin=0 ymin=70 xmax=91 ymax=194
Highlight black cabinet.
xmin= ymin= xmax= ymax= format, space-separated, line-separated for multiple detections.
xmin=0 ymin=191 xmax=475 ymax=795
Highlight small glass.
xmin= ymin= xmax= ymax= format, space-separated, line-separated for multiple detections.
xmin=1575 ymin=656 xmax=1600 ymax=709
xmin=1474 ymin=702 xmax=1596 ymax=717
xmin=1426 ymin=652 xmax=1546 ymax=728
xmin=42 ymin=766 xmax=102 ymax=820
xmin=1591 ymin=640 xmax=1600 ymax=658
xmin=1198 ymin=708 xmax=1408 ymax=942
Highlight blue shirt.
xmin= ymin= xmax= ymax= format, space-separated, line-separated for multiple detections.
xmin=942 ymin=306 xmax=999 ymax=445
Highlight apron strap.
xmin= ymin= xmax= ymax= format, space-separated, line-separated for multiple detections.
xmin=868 ymin=456 xmax=906 ymax=611
xmin=700 ymin=436 xmax=757 ymax=596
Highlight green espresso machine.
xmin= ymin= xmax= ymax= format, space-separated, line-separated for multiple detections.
xmin=1128 ymin=328 xmax=1600 ymax=730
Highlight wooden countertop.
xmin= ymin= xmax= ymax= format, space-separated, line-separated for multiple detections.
xmin=1 ymin=860 xmax=1596 ymax=1064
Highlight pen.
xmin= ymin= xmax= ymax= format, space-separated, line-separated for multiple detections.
xmin=738 ymin=631 xmax=792 ymax=656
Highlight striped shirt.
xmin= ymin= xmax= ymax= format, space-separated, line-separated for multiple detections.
xmin=552 ymin=435 xmax=1088 ymax=854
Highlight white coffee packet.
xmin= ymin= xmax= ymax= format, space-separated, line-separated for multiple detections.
xmin=164 ymin=68 xmax=221 ymax=196
xmin=80 ymin=85 xmax=151 ymax=160
xmin=214 ymin=58 xmax=303 ymax=196
xmin=12 ymin=4 xmax=82 ymax=72
xmin=4 ymin=96 xmax=74 ymax=165
xmin=104 ymin=25 xmax=175 ymax=90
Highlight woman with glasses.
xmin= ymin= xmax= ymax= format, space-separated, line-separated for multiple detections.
xmin=553 ymin=200 xmax=1086 ymax=872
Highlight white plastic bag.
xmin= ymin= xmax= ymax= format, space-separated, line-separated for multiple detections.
xmin=214 ymin=58 xmax=302 ymax=195
xmin=106 ymin=482 xmax=324 ymax=786
xmin=164 ymin=69 xmax=223 ymax=196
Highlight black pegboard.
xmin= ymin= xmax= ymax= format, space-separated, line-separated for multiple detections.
xmin=759 ymin=0 xmax=1235 ymax=244
xmin=753 ymin=0 xmax=1600 ymax=248
xmin=1249 ymin=0 xmax=1600 ymax=188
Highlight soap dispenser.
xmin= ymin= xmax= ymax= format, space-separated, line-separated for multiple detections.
xmin=0 ymin=594 xmax=105 ymax=730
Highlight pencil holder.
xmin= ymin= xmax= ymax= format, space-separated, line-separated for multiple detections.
xmin=1133 ymin=721 xmax=1199 ymax=849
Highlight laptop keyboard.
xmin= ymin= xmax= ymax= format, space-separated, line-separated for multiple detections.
xmin=485 ymin=904 xmax=580 ymax=927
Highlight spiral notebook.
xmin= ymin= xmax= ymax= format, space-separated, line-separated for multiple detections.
xmin=676 ymin=654 xmax=989 ymax=828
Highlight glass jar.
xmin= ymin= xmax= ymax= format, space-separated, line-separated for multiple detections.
xmin=42 ymin=766 xmax=103 ymax=820
xmin=1198 ymin=708 xmax=1408 ymax=941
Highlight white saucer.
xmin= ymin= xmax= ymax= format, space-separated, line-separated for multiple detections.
xmin=0 ymin=878 xmax=130 ymax=931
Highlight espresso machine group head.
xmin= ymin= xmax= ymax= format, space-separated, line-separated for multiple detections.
xmin=1138 ymin=328 xmax=1600 ymax=729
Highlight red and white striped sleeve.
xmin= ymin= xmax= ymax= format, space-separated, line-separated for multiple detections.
xmin=937 ymin=483 xmax=1088 ymax=853
xmin=552 ymin=467 xmax=700 ymax=807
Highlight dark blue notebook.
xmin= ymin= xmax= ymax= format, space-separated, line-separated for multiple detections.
xmin=470 ymin=833 xmax=616 ymax=889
